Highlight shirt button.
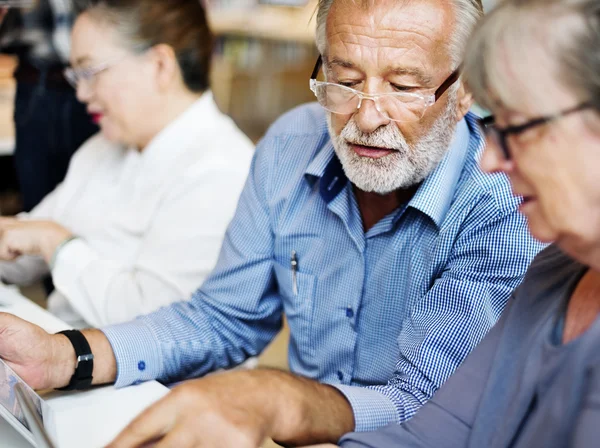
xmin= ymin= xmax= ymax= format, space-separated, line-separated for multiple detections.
xmin=346 ymin=307 xmax=354 ymax=318
xmin=337 ymin=371 xmax=344 ymax=381
xmin=138 ymin=361 xmax=146 ymax=372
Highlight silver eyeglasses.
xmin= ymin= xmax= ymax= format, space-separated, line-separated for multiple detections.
xmin=63 ymin=55 xmax=130 ymax=88
xmin=309 ymin=56 xmax=461 ymax=122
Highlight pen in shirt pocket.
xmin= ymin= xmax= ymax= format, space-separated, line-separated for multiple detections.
xmin=291 ymin=250 xmax=298 ymax=296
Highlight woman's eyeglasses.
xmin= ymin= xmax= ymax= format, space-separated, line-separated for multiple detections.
xmin=63 ymin=54 xmax=135 ymax=88
xmin=479 ymin=102 xmax=593 ymax=160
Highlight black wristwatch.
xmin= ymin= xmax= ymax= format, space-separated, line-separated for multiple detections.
xmin=56 ymin=330 xmax=94 ymax=391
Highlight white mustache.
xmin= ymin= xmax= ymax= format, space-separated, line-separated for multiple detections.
xmin=340 ymin=120 xmax=408 ymax=153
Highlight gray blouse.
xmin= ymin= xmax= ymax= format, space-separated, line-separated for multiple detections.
xmin=340 ymin=244 xmax=600 ymax=448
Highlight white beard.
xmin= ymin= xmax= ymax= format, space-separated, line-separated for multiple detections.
xmin=328 ymin=95 xmax=458 ymax=195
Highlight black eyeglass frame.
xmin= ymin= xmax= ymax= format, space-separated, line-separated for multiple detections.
xmin=310 ymin=55 xmax=461 ymax=103
xmin=479 ymin=102 xmax=593 ymax=160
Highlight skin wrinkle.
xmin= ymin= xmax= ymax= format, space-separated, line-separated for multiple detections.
xmin=327 ymin=26 xmax=438 ymax=51
xmin=325 ymin=41 xmax=433 ymax=85
xmin=323 ymin=0 xmax=465 ymax=199
xmin=326 ymin=56 xmax=435 ymax=88
xmin=326 ymin=0 xmax=452 ymax=67
xmin=326 ymin=26 xmax=451 ymax=94
xmin=327 ymin=4 xmax=458 ymax=147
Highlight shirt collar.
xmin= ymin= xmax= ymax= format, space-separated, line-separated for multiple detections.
xmin=305 ymin=112 xmax=481 ymax=227
xmin=136 ymin=91 xmax=217 ymax=174
xmin=305 ymin=139 xmax=337 ymax=179
xmin=408 ymin=114 xmax=476 ymax=227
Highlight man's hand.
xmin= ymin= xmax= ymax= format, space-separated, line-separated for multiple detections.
xmin=0 ymin=218 xmax=73 ymax=262
xmin=107 ymin=372 xmax=272 ymax=448
xmin=0 ymin=313 xmax=118 ymax=389
xmin=0 ymin=313 xmax=76 ymax=389
xmin=106 ymin=369 xmax=355 ymax=448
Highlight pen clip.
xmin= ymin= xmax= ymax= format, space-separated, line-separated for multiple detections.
xmin=291 ymin=250 xmax=298 ymax=296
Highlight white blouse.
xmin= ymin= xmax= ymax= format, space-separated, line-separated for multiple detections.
xmin=0 ymin=92 xmax=254 ymax=328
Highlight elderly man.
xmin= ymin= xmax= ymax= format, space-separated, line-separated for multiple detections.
xmin=0 ymin=0 xmax=542 ymax=446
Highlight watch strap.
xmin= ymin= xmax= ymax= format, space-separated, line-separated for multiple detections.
xmin=56 ymin=330 xmax=94 ymax=391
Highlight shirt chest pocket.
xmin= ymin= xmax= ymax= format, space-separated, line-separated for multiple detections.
xmin=273 ymin=260 xmax=317 ymax=360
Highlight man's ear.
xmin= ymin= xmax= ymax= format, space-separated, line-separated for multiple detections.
xmin=149 ymin=44 xmax=179 ymax=92
xmin=455 ymin=81 xmax=474 ymax=121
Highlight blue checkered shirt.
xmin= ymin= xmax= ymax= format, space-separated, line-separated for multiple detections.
xmin=102 ymin=104 xmax=545 ymax=432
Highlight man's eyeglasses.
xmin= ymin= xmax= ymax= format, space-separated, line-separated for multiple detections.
xmin=479 ymin=102 xmax=593 ymax=160
xmin=309 ymin=55 xmax=460 ymax=123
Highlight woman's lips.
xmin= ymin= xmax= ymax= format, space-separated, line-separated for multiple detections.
xmin=350 ymin=144 xmax=394 ymax=159
xmin=90 ymin=113 xmax=103 ymax=124
xmin=522 ymin=196 xmax=534 ymax=204
xmin=519 ymin=196 xmax=537 ymax=213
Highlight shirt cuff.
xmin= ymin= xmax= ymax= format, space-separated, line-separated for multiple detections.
xmin=333 ymin=384 xmax=398 ymax=433
xmin=101 ymin=320 xmax=164 ymax=388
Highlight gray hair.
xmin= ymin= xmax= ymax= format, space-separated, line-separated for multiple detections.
xmin=464 ymin=0 xmax=600 ymax=114
xmin=315 ymin=0 xmax=484 ymax=70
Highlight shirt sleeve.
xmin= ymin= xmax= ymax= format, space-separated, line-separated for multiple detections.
xmin=570 ymin=365 xmax=600 ymax=447
xmin=339 ymin=299 xmax=513 ymax=448
xmin=102 ymin=135 xmax=284 ymax=387
xmin=51 ymin=165 xmax=249 ymax=328
xmin=335 ymin=196 xmax=545 ymax=431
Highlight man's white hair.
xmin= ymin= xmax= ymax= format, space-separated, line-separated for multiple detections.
xmin=315 ymin=0 xmax=484 ymax=69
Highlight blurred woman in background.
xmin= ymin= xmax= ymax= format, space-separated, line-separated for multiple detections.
xmin=0 ymin=0 xmax=254 ymax=328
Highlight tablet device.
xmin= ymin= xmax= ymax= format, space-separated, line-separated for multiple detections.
xmin=15 ymin=383 xmax=56 ymax=448
xmin=0 ymin=357 xmax=48 ymax=446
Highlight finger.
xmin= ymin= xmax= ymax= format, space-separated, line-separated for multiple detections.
xmin=0 ymin=239 xmax=18 ymax=261
xmin=153 ymin=422 xmax=255 ymax=448
xmin=106 ymin=394 xmax=179 ymax=448
xmin=0 ymin=229 xmax=23 ymax=260
xmin=0 ymin=217 xmax=17 ymax=227
xmin=152 ymin=423 xmax=198 ymax=448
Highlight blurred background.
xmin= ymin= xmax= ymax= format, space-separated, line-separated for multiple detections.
xmin=0 ymin=0 xmax=320 ymax=217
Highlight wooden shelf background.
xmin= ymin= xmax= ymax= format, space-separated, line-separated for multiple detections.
xmin=209 ymin=2 xmax=319 ymax=140
xmin=0 ymin=54 xmax=16 ymax=154
xmin=208 ymin=2 xmax=317 ymax=43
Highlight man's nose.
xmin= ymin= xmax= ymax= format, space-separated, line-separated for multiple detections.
xmin=353 ymin=97 xmax=391 ymax=135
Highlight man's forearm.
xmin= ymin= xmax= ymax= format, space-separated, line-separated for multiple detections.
xmin=257 ymin=369 xmax=355 ymax=445
xmin=51 ymin=329 xmax=117 ymax=388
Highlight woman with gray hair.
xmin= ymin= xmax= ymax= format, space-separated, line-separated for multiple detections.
xmin=0 ymin=0 xmax=254 ymax=328
xmin=309 ymin=0 xmax=600 ymax=446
